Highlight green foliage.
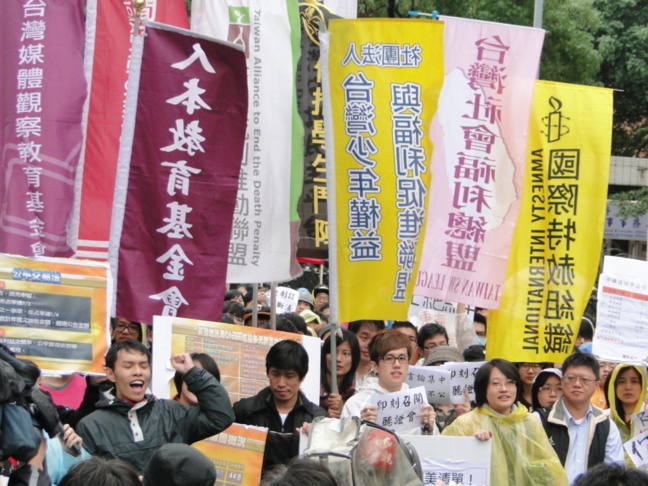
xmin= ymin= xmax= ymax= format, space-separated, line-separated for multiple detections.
xmin=609 ymin=188 xmax=648 ymax=218
xmin=594 ymin=0 xmax=648 ymax=156
xmin=359 ymin=0 xmax=601 ymax=87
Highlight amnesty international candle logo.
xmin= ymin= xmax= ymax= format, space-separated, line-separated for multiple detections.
xmin=541 ymin=97 xmax=570 ymax=143
xmin=487 ymin=80 xmax=613 ymax=363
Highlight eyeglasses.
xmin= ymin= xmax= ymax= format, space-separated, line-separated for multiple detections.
xmin=115 ymin=323 xmax=139 ymax=333
xmin=563 ymin=375 xmax=598 ymax=385
xmin=380 ymin=354 xmax=409 ymax=365
xmin=539 ymin=386 xmax=563 ymax=394
xmin=489 ymin=380 xmax=517 ymax=388
xmin=519 ymin=363 xmax=542 ymax=371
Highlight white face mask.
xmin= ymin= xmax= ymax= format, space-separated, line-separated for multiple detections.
xmin=477 ymin=337 xmax=487 ymax=346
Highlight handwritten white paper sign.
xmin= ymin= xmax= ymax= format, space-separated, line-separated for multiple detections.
xmin=442 ymin=361 xmax=486 ymax=404
xmin=273 ymin=286 xmax=299 ymax=314
xmin=371 ymin=386 xmax=427 ymax=433
xmin=406 ymin=365 xmax=453 ymax=405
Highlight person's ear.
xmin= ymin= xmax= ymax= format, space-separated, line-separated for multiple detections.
xmin=371 ymin=361 xmax=379 ymax=373
xmin=104 ymin=366 xmax=116 ymax=383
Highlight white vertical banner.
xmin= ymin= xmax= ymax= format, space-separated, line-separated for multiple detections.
xmin=191 ymin=0 xmax=298 ymax=282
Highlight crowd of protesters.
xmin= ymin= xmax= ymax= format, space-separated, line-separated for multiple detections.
xmin=2 ymin=283 xmax=648 ymax=486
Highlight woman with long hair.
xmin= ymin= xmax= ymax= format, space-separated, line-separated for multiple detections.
xmin=320 ymin=329 xmax=360 ymax=418
xmin=443 ymin=359 xmax=568 ymax=485
xmin=604 ymin=363 xmax=648 ymax=466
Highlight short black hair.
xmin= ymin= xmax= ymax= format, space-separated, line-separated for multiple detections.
xmin=577 ymin=316 xmax=594 ymax=340
xmin=320 ymin=330 xmax=360 ymax=395
xmin=391 ymin=321 xmax=417 ymax=333
xmin=283 ymin=313 xmax=308 ymax=334
xmin=223 ymin=300 xmax=245 ymax=319
xmin=417 ymin=323 xmax=448 ymax=349
xmin=562 ymin=352 xmax=600 ymax=381
xmin=573 ymin=463 xmax=648 ymax=486
xmin=348 ymin=320 xmax=385 ymax=335
xmin=261 ymin=458 xmax=338 ymax=486
xmin=473 ymin=313 xmax=487 ymax=327
xmin=266 ymin=340 xmax=309 ymax=380
xmin=474 ymin=359 xmax=520 ymax=408
xmin=59 ymin=456 xmax=141 ymax=486
xmin=105 ymin=340 xmax=150 ymax=370
xmin=276 ymin=317 xmax=299 ymax=334
xmin=224 ymin=290 xmax=243 ymax=302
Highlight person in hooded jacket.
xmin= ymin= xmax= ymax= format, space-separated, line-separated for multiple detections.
xmin=341 ymin=330 xmax=438 ymax=435
xmin=604 ymin=363 xmax=648 ymax=466
xmin=443 ymin=359 xmax=568 ymax=486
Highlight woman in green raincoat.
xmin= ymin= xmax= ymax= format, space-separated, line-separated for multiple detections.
xmin=604 ymin=363 xmax=648 ymax=466
xmin=442 ymin=359 xmax=568 ymax=486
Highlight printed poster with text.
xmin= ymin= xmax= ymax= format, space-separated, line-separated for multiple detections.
xmin=0 ymin=253 xmax=109 ymax=373
xmin=152 ymin=317 xmax=321 ymax=405
xmin=193 ymin=424 xmax=267 ymax=486
xmin=488 ymin=81 xmax=613 ymax=363
xmin=325 ymin=18 xmax=444 ymax=321
xmin=414 ymin=18 xmax=544 ymax=309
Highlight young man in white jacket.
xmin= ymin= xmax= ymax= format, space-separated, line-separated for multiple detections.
xmin=342 ymin=329 xmax=438 ymax=435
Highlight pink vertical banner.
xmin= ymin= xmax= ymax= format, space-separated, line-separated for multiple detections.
xmin=109 ymin=22 xmax=248 ymax=324
xmin=414 ymin=17 xmax=544 ymax=309
xmin=72 ymin=0 xmax=188 ymax=260
xmin=0 ymin=0 xmax=86 ymax=257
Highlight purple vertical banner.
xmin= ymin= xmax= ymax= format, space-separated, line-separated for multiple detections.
xmin=0 ymin=0 xmax=87 ymax=257
xmin=112 ymin=23 xmax=248 ymax=324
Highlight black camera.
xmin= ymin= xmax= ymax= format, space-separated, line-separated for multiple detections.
xmin=0 ymin=346 xmax=81 ymax=460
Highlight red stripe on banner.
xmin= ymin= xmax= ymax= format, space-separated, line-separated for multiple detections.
xmin=76 ymin=0 xmax=188 ymax=259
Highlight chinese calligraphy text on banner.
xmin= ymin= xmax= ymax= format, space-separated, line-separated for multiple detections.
xmin=1 ymin=0 xmax=86 ymax=258
xmin=414 ymin=18 xmax=545 ymax=309
xmin=110 ymin=22 xmax=248 ymax=325
xmin=151 ymin=317 xmax=321 ymax=405
xmin=73 ymin=0 xmax=188 ymax=260
xmin=0 ymin=253 xmax=109 ymax=374
xmin=488 ymin=81 xmax=613 ymax=363
xmin=295 ymin=1 xmax=340 ymax=257
xmin=325 ymin=19 xmax=444 ymax=321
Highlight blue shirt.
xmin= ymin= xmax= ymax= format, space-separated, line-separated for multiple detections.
xmin=561 ymin=402 xmax=625 ymax=484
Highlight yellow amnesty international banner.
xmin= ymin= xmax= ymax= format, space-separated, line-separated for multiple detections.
xmin=326 ymin=19 xmax=444 ymax=321
xmin=487 ymin=81 xmax=613 ymax=363
xmin=193 ymin=423 xmax=268 ymax=486
xmin=0 ymin=253 xmax=109 ymax=373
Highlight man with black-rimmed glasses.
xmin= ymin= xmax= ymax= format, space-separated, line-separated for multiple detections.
xmin=342 ymin=329 xmax=438 ymax=435
xmin=535 ymin=352 xmax=624 ymax=484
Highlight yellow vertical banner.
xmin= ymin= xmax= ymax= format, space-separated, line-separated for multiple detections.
xmin=487 ymin=81 xmax=613 ymax=363
xmin=326 ymin=19 xmax=444 ymax=321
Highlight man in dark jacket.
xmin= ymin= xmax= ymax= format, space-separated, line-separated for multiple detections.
xmin=233 ymin=340 xmax=326 ymax=472
xmin=76 ymin=340 xmax=234 ymax=474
